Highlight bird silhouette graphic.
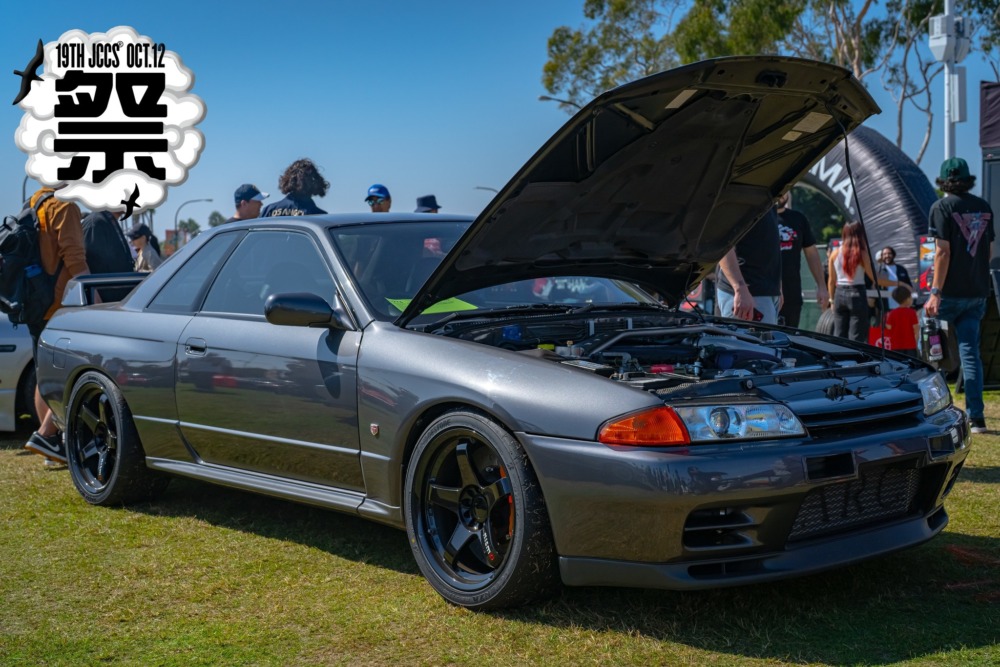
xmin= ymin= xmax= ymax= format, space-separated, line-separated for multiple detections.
xmin=120 ymin=184 xmax=140 ymax=221
xmin=12 ymin=39 xmax=44 ymax=106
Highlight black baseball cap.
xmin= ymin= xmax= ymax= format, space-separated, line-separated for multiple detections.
xmin=234 ymin=184 xmax=269 ymax=204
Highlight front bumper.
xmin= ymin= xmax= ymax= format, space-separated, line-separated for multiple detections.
xmin=519 ymin=406 xmax=968 ymax=590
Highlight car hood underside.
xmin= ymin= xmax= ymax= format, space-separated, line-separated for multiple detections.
xmin=402 ymin=56 xmax=879 ymax=322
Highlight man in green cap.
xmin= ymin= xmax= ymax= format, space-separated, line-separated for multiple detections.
xmin=925 ymin=157 xmax=995 ymax=434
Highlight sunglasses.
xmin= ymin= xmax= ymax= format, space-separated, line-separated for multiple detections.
xmin=366 ymin=197 xmax=385 ymax=206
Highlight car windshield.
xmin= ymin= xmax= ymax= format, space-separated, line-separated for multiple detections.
xmin=330 ymin=221 xmax=655 ymax=322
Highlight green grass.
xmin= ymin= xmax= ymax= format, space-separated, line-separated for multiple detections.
xmin=1 ymin=392 xmax=998 ymax=666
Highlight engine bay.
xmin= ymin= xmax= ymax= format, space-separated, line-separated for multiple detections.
xmin=438 ymin=313 xmax=907 ymax=393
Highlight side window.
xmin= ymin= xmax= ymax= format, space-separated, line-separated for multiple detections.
xmin=147 ymin=233 xmax=241 ymax=313
xmin=201 ymin=230 xmax=335 ymax=315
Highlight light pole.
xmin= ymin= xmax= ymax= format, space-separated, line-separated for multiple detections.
xmin=538 ymin=94 xmax=582 ymax=110
xmin=929 ymin=1 xmax=970 ymax=159
xmin=173 ymin=198 xmax=212 ymax=246
xmin=474 ymin=186 xmax=498 ymax=193
xmin=174 ymin=198 xmax=212 ymax=232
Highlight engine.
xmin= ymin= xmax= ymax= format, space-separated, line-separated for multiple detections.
xmin=445 ymin=315 xmax=871 ymax=392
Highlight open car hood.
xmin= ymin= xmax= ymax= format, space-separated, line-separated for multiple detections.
xmin=399 ymin=56 xmax=879 ymax=324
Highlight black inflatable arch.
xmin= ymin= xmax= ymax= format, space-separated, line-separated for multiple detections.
xmin=799 ymin=125 xmax=938 ymax=285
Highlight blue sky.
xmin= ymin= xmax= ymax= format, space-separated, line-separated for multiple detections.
xmin=0 ymin=1 xmax=995 ymax=231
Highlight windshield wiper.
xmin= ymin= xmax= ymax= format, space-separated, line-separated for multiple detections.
xmin=419 ymin=303 xmax=583 ymax=333
xmin=418 ymin=302 xmax=680 ymax=333
xmin=568 ymin=302 xmax=706 ymax=321
xmin=573 ymin=302 xmax=672 ymax=312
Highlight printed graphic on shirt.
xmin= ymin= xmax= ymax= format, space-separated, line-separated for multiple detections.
xmin=13 ymin=27 xmax=205 ymax=213
xmin=778 ymin=223 xmax=798 ymax=251
xmin=952 ymin=211 xmax=992 ymax=256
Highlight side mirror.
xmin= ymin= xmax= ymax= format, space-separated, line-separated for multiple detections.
xmin=264 ymin=292 xmax=352 ymax=330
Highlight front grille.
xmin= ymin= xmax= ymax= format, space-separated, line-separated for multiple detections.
xmin=798 ymin=398 xmax=923 ymax=434
xmin=788 ymin=463 xmax=921 ymax=542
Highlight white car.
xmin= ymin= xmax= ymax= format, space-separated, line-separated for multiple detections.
xmin=0 ymin=319 xmax=37 ymax=431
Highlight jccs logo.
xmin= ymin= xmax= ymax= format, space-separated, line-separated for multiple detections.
xmin=13 ymin=26 xmax=206 ymax=214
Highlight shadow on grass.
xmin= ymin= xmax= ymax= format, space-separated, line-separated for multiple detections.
xmin=122 ymin=470 xmax=998 ymax=665
xmin=958 ymin=465 xmax=1000 ymax=483
xmin=0 ymin=422 xmax=36 ymax=452
xmin=498 ymin=532 xmax=1000 ymax=664
xmin=131 ymin=476 xmax=419 ymax=576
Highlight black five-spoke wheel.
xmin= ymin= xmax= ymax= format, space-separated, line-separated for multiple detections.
xmin=66 ymin=371 xmax=169 ymax=506
xmin=73 ymin=385 xmax=119 ymax=492
xmin=405 ymin=410 xmax=557 ymax=609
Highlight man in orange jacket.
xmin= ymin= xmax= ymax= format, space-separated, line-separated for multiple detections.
xmin=23 ymin=186 xmax=91 ymax=465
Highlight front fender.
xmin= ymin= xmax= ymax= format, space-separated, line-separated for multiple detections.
xmin=355 ymin=322 xmax=658 ymax=516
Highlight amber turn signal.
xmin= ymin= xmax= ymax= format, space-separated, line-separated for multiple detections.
xmin=598 ymin=406 xmax=690 ymax=446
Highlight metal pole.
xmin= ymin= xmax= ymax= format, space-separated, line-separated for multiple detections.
xmin=944 ymin=0 xmax=955 ymax=160
xmin=173 ymin=198 xmax=213 ymax=247
xmin=173 ymin=198 xmax=213 ymax=229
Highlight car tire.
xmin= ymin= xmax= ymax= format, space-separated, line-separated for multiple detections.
xmin=404 ymin=409 xmax=559 ymax=609
xmin=16 ymin=365 xmax=39 ymax=427
xmin=816 ymin=307 xmax=835 ymax=336
xmin=65 ymin=371 xmax=169 ymax=506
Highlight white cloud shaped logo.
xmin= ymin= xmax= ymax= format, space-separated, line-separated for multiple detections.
xmin=14 ymin=26 xmax=206 ymax=212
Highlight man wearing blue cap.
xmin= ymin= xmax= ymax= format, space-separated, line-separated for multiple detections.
xmin=366 ymin=184 xmax=391 ymax=212
xmin=925 ymin=157 xmax=995 ymax=434
xmin=227 ymin=183 xmax=269 ymax=223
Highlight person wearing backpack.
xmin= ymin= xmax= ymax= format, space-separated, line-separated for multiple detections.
xmin=81 ymin=209 xmax=134 ymax=301
xmin=21 ymin=186 xmax=91 ymax=465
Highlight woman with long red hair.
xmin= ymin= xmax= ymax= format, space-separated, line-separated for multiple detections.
xmin=827 ymin=221 xmax=897 ymax=342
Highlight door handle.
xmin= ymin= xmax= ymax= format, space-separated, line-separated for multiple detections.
xmin=184 ymin=337 xmax=207 ymax=356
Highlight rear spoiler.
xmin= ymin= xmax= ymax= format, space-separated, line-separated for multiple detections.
xmin=62 ymin=272 xmax=147 ymax=307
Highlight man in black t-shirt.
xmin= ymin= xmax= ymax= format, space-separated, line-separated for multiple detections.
xmin=925 ymin=157 xmax=995 ymax=434
xmin=717 ymin=207 xmax=782 ymax=324
xmin=777 ymin=193 xmax=829 ymax=327
xmin=81 ymin=209 xmax=135 ymax=301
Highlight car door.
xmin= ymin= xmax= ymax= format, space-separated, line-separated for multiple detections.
xmin=174 ymin=228 xmax=363 ymax=491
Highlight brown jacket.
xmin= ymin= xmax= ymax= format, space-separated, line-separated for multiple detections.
xmin=29 ymin=189 xmax=90 ymax=320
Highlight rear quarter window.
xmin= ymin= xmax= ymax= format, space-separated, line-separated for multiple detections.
xmin=147 ymin=233 xmax=242 ymax=313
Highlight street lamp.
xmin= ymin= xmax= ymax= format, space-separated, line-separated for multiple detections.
xmin=173 ymin=198 xmax=212 ymax=249
xmin=538 ymin=94 xmax=582 ymax=110
xmin=173 ymin=198 xmax=213 ymax=233
xmin=929 ymin=1 xmax=971 ymax=159
xmin=474 ymin=186 xmax=499 ymax=193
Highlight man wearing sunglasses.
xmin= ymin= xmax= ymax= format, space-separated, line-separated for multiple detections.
xmin=366 ymin=184 xmax=391 ymax=212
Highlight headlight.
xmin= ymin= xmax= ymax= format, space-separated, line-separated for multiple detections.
xmin=673 ymin=403 xmax=804 ymax=442
xmin=919 ymin=373 xmax=951 ymax=416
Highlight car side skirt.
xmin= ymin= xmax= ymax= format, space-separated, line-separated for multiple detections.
xmin=146 ymin=457 xmax=366 ymax=514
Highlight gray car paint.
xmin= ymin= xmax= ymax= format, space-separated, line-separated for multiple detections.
xmin=352 ymin=320 xmax=660 ymax=519
xmin=0 ymin=320 xmax=35 ymax=431
xmin=36 ymin=57 xmax=969 ymax=592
